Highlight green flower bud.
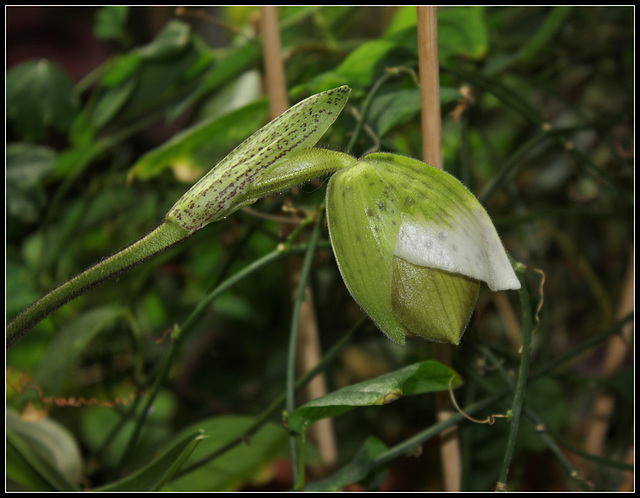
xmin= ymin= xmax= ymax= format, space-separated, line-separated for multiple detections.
xmin=166 ymin=85 xmax=351 ymax=233
xmin=326 ymin=153 xmax=520 ymax=345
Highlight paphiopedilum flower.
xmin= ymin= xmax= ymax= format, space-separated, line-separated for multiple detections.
xmin=326 ymin=153 xmax=520 ymax=345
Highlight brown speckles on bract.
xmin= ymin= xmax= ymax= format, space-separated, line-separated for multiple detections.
xmin=166 ymin=86 xmax=351 ymax=233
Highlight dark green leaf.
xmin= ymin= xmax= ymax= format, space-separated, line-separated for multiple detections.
xmin=7 ymin=60 xmax=79 ymax=140
xmin=95 ymin=431 xmax=205 ymax=491
xmin=33 ymin=306 xmax=129 ymax=394
xmin=164 ymin=416 xmax=289 ymax=491
xmin=6 ymin=143 xmax=57 ymax=225
xmin=305 ymin=436 xmax=389 ymax=491
xmin=94 ymin=6 xmax=130 ymax=44
xmin=7 ymin=407 xmax=83 ymax=491
xmin=369 ymin=87 xmax=462 ymax=136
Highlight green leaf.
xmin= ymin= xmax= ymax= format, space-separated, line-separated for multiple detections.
xmin=305 ymin=436 xmax=389 ymax=491
xmin=385 ymin=7 xmax=488 ymax=63
xmin=438 ymin=7 xmax=489 ymax=61
xmin=288 ymin=360 xmax=462 ymax=435
xmin=166 ymin=43 xmax=261 ymax=122
xmin=6 ymin=143 xmax=57 ymax=225
xmin=517 ymin=7 xmax=572 ymax=62
xmin=137 ymin=20 xmax=192 ymax=60
xmin=94 ymin=6 xmax=130 ymax=44
xmin=336 ymin=40 xmax=399 ymax=87
xmin=369 ymin=87 xmax=462 ymax=136
xmin=33 ymin=306 xmax=128 ymax=394
xmin=91 ymin=75 xmax=137 ymax=128
xmin=6 ymin=407 xmax=83 ymax=491
xmin=128 ymin=99 xmax=269 ymax=182
xmin=95 ymin=431 xmax=205 ymax=491
xmin=6 ymin=60 xmax=79 ymax=140
xmin=164 ymin=416 xmax=289 ymax=492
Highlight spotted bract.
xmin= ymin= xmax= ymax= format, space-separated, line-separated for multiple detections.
xmin=167 ymin=85 xmax=351 ymax=233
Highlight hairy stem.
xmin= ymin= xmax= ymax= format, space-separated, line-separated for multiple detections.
xmin=6 ymin=219 xmax=190 ymax=348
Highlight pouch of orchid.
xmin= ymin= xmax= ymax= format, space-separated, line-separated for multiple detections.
xmin=326 ymin=153 xmax=520 ymax=345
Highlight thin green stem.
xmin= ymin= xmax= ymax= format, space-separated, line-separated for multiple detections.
xmin=496 ymin=266 xmax=533 ymax=490
xmin=346 ymin=67 xmax=413 ymax=155
xmin=475 ymin=345 xmax=591 ymax=490
xmin=286 ymin=211 xmax=325 ymax=489
xmin=6 ymin=219 xmax=190 ymax=348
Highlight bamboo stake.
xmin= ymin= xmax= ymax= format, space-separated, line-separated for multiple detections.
xmin=417 ymin=6 xmax=461 ymax=491
xmin=260 ymin=6 xmax=338 ymax=472
xmin=584 ymin=251 xmax=634 ymax=465
xmin=417 ymin=6 xmax=443 ymax=170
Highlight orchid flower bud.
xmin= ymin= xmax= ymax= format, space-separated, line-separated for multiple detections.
xmin=326 ymin=153 xmax=520 ymax=345
xmin=166 ymin=85 xmax=351 ymax=234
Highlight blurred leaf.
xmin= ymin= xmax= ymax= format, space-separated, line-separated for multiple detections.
xmin=288 ymin=360 xmax=462 ymax=435
xmin=517 ymin=7 xmax=572 ymax=62
xmin=438 ymin=7 xmax=489 ymax=61
xmin=91 ymin=75 xmax=137 ymax=128
xmin=165 ymin=416 xmax=289 ymax=491
xmin=33 ymin=306 xmax=128 ymax=394
xmin=137 ymin=20 xmax=192 ymax=60
xmin=166 ymin=43 xmax=261 ymax=121
xmin=100 ymin=52 xmax=142 ymax=87
xmin=305 ymin=436 xmax=388 ymax=491
xmin=94 ymin=6 xmax=130 ymax=45
xmin=385 ymin=7 xmax=488 ymax=63
xmin=7 ymin=407 xmax=83 ymax=491
xmin=96 ymin=430 xmax=205 ymax=491
xmin=6 ymin=143 xmax=57 ymax=226
xmin=7 ymin=60 xmax=79 ymax=140
xmin=369 ymin=87 xmax=462 ymax=136
xmin=336 ymin=40 xmax=399 ymax=87
xmin=128 ymin=98 xmax=269 ymax=182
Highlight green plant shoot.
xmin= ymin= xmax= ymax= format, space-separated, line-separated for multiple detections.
xmin=7 ymin=84 xmax=520 ymax=349
xmin=6 ymin=86 xmax=352 ymax=347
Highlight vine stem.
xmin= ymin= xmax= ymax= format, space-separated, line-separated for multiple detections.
xmin=6 ymin=219 xmax=190 ymax=349
xmin=286 ymin=211 xmax=325 ymax=490
xmin=496 ymin=265 xmax=533 ymax=490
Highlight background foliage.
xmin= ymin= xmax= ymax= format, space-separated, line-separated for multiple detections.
xmin=6 ymin=6 xmax=634 ymax=491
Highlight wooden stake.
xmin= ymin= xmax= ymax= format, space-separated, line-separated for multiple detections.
xmin=417 ymin=6 xmax=461 ymax=491
xmin=417 ymin=6 xmax=443 ymax=169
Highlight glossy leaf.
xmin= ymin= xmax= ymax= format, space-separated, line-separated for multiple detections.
xmin=288 ymin=360 xmax=462 ymax=435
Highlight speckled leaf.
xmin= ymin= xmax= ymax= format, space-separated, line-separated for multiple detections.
xmin=166 ymin=85 xmax=351 ymax=233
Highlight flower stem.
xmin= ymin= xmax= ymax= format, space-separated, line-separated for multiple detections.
xmin=6 ymin=219 xmax=190 ymax=348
